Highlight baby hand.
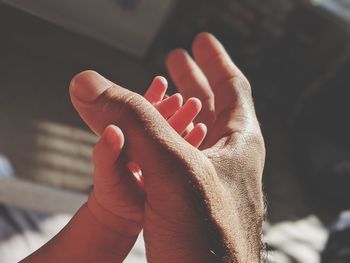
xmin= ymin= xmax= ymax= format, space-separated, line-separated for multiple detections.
xmin=88 ymin=76 xmax=207 ymax=236
xmin=144 ymin=76 xmax=207 ymax=147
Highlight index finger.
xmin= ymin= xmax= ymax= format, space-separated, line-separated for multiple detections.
xmin=192 ymin=33 xmax=253 ymax=116
xmin=166 ymin=49 xmax=215 ymax=127
xmin=192 ymin=33 xmax=245 ymax=89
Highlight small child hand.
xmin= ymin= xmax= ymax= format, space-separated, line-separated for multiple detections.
xmin=88 ymin=76 xmax=207 ymax=236
xmin=144 ymin=76 xmax=207 ymax=147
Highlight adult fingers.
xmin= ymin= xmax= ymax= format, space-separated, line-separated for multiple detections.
xmin=166 ymin=49 xmax=215 ymax=127
xmin=192 ymin=33 xmax=253 ymax=115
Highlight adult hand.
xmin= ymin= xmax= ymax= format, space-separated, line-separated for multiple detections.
xmin=165 ymin=32 xmax=266 ymax=262
xmin=69 ymin=33 xmax=265 ymax=263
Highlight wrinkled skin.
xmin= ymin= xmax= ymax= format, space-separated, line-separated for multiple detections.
xmin=70 ymin=33 xmax=265 ymax=263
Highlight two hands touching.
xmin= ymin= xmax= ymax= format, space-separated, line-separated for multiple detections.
xmin=23 ymin=33 xmax=265 ymax=263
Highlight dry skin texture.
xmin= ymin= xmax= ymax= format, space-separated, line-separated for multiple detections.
xmin=69 ymin=32 xmax=265 ymax=263
xmin=71 ymin=73 xmax=265 ymax=263
xmin=21 ymin=32 xmax=265 ymax=263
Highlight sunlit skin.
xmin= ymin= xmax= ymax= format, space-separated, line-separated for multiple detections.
xmin=90 ymin=75 xmax=208 ymax=234
xmin=144 ymin=76 xmax=207 ymax=148
xmin=22 ymin=32 xmax=265 ymax=263
xmin=22 ymin=75 xmax=207 ymax=263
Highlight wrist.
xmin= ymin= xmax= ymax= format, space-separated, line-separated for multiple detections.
xmin=21 ymin=204 xmax=139 ymax=263
xmin=144 ymin=206 xmax=216 ymax=263
xmin=87 ymin=191 xmax=142 ymax=236
xmin=80 ymin=204 xmax=139 ymax=258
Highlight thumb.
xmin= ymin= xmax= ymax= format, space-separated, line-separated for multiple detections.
xmin=70 ymin=71 xmax=206 ymax=189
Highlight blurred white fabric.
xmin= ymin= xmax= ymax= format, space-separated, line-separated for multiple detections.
xmin=0 ymin=206 xmax=146 ymax=263
xmin=264 ymin=216 xmax=329 ymax=263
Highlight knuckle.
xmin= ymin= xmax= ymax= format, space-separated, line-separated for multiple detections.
xmin=233 ymin=75 xmax=252 ymax=97
xmin=101 ymin=86 xmax=142 ymax=118
xmin=243 ymin=132 xmax=266 ymax=171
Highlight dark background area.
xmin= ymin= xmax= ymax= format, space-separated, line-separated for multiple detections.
xmin=0 ymin=1 xmax=349 ymax=261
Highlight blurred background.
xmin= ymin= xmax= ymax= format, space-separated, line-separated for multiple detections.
xmin=0 ymin=0 xmax=349 ymax=262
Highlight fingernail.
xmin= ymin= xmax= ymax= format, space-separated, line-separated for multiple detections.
xmin=197 ymin=123 xmax=207 ymax=133
xmin=188 ymin=97 xmax=202 ymax=111
xmin=156 ymin=76 xmax=167 ymax=85
xmin=174 ymin=93 xmax=183 ymax=105
xmin=70 ymin=70 xmax=112 ymax=103
xmin=104 ymin=126 xmax=116 ymax=145
xmin=104 ymin=125 xmax=123 ymax=146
